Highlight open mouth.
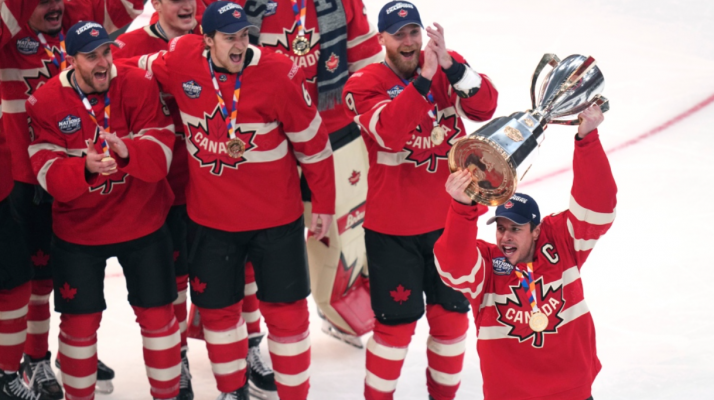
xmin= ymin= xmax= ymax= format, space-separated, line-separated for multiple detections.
xmin=229 ymin=53 xmax=243 ymax=64
xmin=501 ymin=245 xmax=517 ymax=257
xmin=94 ymin=70 xmax=108 ymax=83
xmin=44 ymin=11 xmax=62 ymax=23
xmin=177 ymin=13 xmax=193 ymax=21
xmin=400 ymin=50 xmax=416 ymax=60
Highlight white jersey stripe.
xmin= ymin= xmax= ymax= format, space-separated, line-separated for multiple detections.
xmin=242 ymin=310 xmax=260 ymax=324
xmin=366 ymin=337 xmax=408 ymax=361
xmin=367 ymin=104 xmax=390 ymax=150
xmin=145 ymin=364 xmax=181 ymax=382
xmin=139 ymin=135 xmax=173 ymax=172
xmin=349 ymin=53 xmax=384 ymax=73
xmin=244 ymin=282 xmax=258 ymax=296
xmin=426 ymin=336 xmax=466 ymax=357
xmin=427 ymin=367 xmax=461 ymax=386
xmin=268 ymin=335 xmax=310 ymax=357
xmin=59 ymin=342 xmax=97 ymax=360
xmin=294 ymin=140 xmax=332 ymax=164
xmin=286 ymin=113 xmax=322 ymax=143
xmin=37 ymin=158 xmax=58 ymax=191
xmin=274 ymin=370 xmax=310 ymax=387
xmin=0 ymin=306 xmax=28 ymax=320
xmin=567 ymin=219 xmax=599 ymax=251
xmin=244 ymin=139 xmax=289 ymax=163
xmin=1 ymin=3 xmax=21 ymax=37
xmin=61 ymin=372 xmax=96 ymax=390
xmin=28 ymin=143 xmax=84 ymax=158
xmin=203 ymin=322 xmax=247 ymax=345
xmin=142 ymin=330 xmax=181 ymax=351
xmin=211 ymin=359 xmax=247 ymax=376
xmin=2 ymin=99 xmax=25 ymax=113
xmin=376 ymin=150 xmax=409 ymax=166
xmin=27 ymin=319 xmax=50 ymax=334
xmin=569 ymin=195 xmax=616 ymax=224
xmin=365 ymin=371 xmax=398 ymax=392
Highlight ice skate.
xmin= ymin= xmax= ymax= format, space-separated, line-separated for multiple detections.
xmin=216 ymin=374 xmax=249 ymax=400
xmin=179 ymin=350 xmax=193 ymax=400
xmin=55 ymin=358 xmax=114 ymax=394
xmin=0 ymin=370 xmax=39 ymax=400
xmin=319 ymin=314 xmax=363 ymax=349
xmin=20 ymin=352 xmax=62 ymax=400
xmin=246 ymin=334 xmax=277 ymax=400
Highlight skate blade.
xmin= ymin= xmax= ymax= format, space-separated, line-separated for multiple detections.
xmin=321 ymin=321 xmax=364 ymax=349
xmin=248 ymin=381 xmax=278 ymax=400
xmin=95 ymin=380 xmax=114 ymax=394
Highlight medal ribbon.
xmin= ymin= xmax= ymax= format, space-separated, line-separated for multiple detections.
xmin=290 ymin=0 xmax=307 ymax=37
xmin=207 ymin=58 xmax=243 ymax=140
xmin=513 ymin=263 xmax=540 ymax=313
xmin=72 ymin=73 xmax=111 ymax=156
xmin=155 ymin=21 xmax=192 ymax=42
xmin=37 ymin=31 xmax=66 ymax=70
xmin=383 ymin=61 xmax=439 ymax=129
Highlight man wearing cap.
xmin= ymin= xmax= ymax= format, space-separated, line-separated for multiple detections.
xmin=341 ymin=1 xmax=498 ymax=399
xmin=26 ymin=21 xmax=181 ymax=400
xmin=0 ymin=1 xmax=144 ymax=397
xmin=435 ymin=105 xmax=616 ymax=400
xmin=133 ymin=2 xmax=335 ymax=399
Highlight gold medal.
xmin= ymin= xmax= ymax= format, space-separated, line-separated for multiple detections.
xmin=431 ymin=125 xmax=445 ymax=146
xmin=529 ymin=311 xmax=548 ymax=333
xmin=100 ymin=156 xmax=116 ymax=176
xmin=226 ymin=138 xmax=246 ymax=158
xmin=292 ymin=36 xmax=310 ymax=56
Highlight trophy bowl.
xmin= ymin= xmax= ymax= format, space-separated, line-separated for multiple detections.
xmin=448 ymin=53 xmax=609 ymax=206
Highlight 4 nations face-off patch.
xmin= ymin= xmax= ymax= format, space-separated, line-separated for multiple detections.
xmin=16 ymin=37 xmax=40 ymax=55
xmin=182 ymin=80 xmax=202 ymax=99
xmin=58 ymin=115 xmax=82 ymax=134
xmin=493 ymin=257 xmax=514 ymax=275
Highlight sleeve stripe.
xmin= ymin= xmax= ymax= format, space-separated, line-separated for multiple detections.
xmin=244 ymin=140 xmax=288 ymax=163
xmin=293 ymin=140 xmax=332 ymax=164
xmin=434 ymin=248 xmax=485 ymax=299
xmin=236 ymin=121 xmax=279 ymax=135
xmin=1 ymin=3 xmax=21 ymax=37
xmin=139 ymin=135 xmax=173 ymax=172
xmin=367 ymin=103 xmax=391 ymax=150
xmin=567 ymin=218 xmax=599 ymax=251
xmin=349 ymin=52 xmax=384 ymax=73
xmin=37 ymin=158 xmax=59 ymax=191
xmin=454 ymin=66 xmax=482 ymax=92
xmin=569 ymin=195 xmax=616 ymax=225
xmin=133 ymin=125 xmax=175 ymax=138
xmin=28 ymin=143 xmax=84 ymax=158
xmin=102 ymin=4 xmax=118 ymax=33
xmin=2 ymin=99 xmax=25 ymax=114
xmin=347 ymin=25 xmax=377 ymax=48
xmin=285 ymin=113 xmax=321 ymax=143
xmin=376 ymin=150 xmax=409 ymax=166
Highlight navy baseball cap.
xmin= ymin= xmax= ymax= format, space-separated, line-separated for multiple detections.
xmin=378 ymin=1 xmax=423 ymax=34
xmin=66 ymin=21 xmax=116 ymax=56
xmin=486 ymin=193 xmax=541 ymax=226
xmin=202 ymin=1 xmax=256 ymax=35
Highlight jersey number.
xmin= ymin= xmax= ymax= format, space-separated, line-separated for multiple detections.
xmin=344 ymin=92 xmax=356 ymax=114
xmin=302 ymin=82 xmax=312 ymax=107
xmin=541 ymin=244 xmax=560 ymax=264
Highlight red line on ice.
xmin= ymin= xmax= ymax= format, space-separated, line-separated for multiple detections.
xmin=522 ymin=93 xmax=714 ymax=187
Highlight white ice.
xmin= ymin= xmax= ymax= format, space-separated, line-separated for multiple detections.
xmin=45 ymin=0 xmax=714 ymax=399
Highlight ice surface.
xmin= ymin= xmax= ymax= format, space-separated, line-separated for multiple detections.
xmin=49 ymin=1 xmax=714 ymax=398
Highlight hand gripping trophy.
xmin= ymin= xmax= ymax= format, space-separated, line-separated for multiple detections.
xmin=448 ymin=54 xmax=609 ymax=205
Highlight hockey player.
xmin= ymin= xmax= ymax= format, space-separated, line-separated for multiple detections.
xmin=237 ymin=0 xmax=383 ymax=356
xmin=26 ymin=22 xmax=181 ymax=400
xmin=0 ymin=0 xmax=143 ymax=397
xmin=112 ymin=2 xmax=198 ymax=398
xmin=341 ymin=1 xmax=498 ymax=399
xmin=0 ymin=5 xmax=40 ymax=399
xmin=133 ymin=2 xmax=336 ymax=399
xmin=435 ymin=104 xmax=615 ymax=400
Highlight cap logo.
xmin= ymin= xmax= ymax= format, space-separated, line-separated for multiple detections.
xmin=218 ymin=3 xmax=241 ymax=14
xmin=75 ymin=22 xmax=103 ymax=35
xmin=386 ymin=2 xmax=415 ymax=14
xmin=504 ymin=201 xmax=514 ymax=209
xmin=398 ymin=9 xmax=408 ymax=17
xmin=89 ymin=29 xmax=99 ymax=37
xmin=233 ymin=10 xmax=241 ymax=18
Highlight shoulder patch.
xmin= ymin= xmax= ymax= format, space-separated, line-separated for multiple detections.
xmin=288 ymin=63 xmax=299 ymax=80
xmin=144 ymin=70 xmax=154 ymax=80
xmin=58 ymin=115 xmax=82 ymax=134
xmin=264 ymin=0 xmax=278 ymax=16
xmin=169 ymin=36 xmax=182 ymax=52
xmin=387 ymin=85 xmax=404 ymax=99
xmin=351 ymin=72 xmax=364 ymax=79
xmin=492 ymin=257 xmax=514 ymax=276
xmin=182 ymin=80 xmax=202 ymax=99
xmin=27 ymin=95 xmax=37 ymax=106
xmin=16 ymin=37 xmax=40 ymax=55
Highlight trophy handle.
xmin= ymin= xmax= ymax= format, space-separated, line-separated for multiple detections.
xmin=530 ymin=53 xmax=561 ymax=110
xmin=549 ymin=95 xmax=611 ymax=125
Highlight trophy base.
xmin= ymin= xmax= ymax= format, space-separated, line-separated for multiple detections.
xmin=449 ymin=136 xmax=517 ymax=206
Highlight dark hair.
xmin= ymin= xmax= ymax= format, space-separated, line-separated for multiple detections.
xmin=529 ymin=220 xmax=538 ymax=231
xmin=203 ymin=31 xmax=216 ymax=51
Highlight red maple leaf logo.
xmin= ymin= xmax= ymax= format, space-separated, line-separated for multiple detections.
xmin=22 ymin=57 xmax=60 ymax=97
xmin=403 ymin=110 xmax=462 ymax=173
xmin=348 ymin=170 xmax=360 ymax=185
xmin=31 ymin=250 xmax=50 ymax=267
xmin=59 ymin=282 xmax=77 ymax=301
xmin=173 ymin=251 xmax=180 ymax=262
xmin=233 ymin=10 xmax=241 ymax=18
xmin=494 ymin=278 xmax=565 ymax=348
xmin=390 ymin=284 xmax=411 ymax=304
xmin=326 ymin=53 xmax=339 ymax=72
xmin=191 ymin=277 xmax=207 ymax=294
xmin=186 ymin=108 xmax=257 ymax=176
xmin=90 ymin=29 xmax=99 ymax=37
xmin=398 ymin=9 xmax=408 ymax=17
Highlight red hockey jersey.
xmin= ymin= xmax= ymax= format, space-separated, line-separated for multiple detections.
xmin=237 ymin=0 xmax=382 ymax=133
xmin=0 ymin=0 xmax=143 ymax=184
xmin=27 ymin=64 xmax=175 ymax=245
xmin=0 ymin=99 xmax=10 ymax=201
xmin=342 ymin=51 xmax=498 ymax=236
xmin=136 ymin=35 xmax=335 ymax=232
xmin=113 ymin=25 xmax=192 ymax=205
xmin=434 ymin=131 xmax=617 ymax=400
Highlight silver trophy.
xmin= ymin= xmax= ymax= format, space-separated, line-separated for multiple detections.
xmin=448 ymin=53 xmax=609 ymax=206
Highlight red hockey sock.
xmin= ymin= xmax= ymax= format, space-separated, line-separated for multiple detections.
xmin=0 ymin=282 xmax=31 ymax=372
xmin=243 ymin=262 xmax=262 ymax=337
xmin=24 ymin=279 xmax=52 ymax=359
xmin=133 ymin=305 xmax=181 ymax=399
xmin=58 ymin=312 xmax=101 ymax=400
xmin=261 ymin=299 xmax=310 ymax=400
xmin=364 ymin=320 xmax=417 ymax=400
xmin=425 ymin=304 xmax=468 ymax=400
xmin=198 ymin=302 xmax=248 ymax=393
xmin=173 ymin=274 xmax=189 ymax=349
